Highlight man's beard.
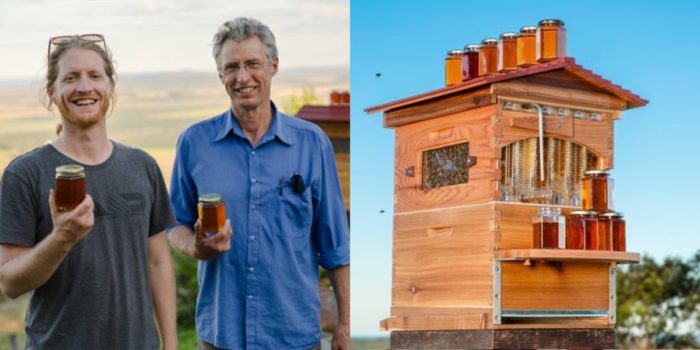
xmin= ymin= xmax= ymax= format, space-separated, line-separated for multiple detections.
xmin=55 ymin=95 xmax=110 ymax=129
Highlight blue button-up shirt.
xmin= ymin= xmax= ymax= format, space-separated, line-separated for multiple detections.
xmin=169 ymin=104 xmax=349 ymax=350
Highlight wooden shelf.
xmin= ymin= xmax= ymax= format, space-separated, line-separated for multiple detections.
xmin=495 ymin=249 xmax=640 ymax=264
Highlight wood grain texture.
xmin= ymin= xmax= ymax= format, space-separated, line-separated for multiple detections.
xmin=506 ymin=110 xmax=573 ymax=138
xmin=392 ymin=205 xmax=494 ymax=309
xmin=390 ymin=328 xmax=615 ymax=349
xmin=384 ymin=88 xmax=494 ymax=128
xmin=496 ymin=249 xmax=640 ymax=263
xmin=394 ymin=106 xmax=499 ymax=213
xmin=492 ymin=80 xmax=627 ymax=110
xmin=382 ymin=313 xmax=490 ymax=331
xmin=501 ymin=261 xmax=610 ymax=310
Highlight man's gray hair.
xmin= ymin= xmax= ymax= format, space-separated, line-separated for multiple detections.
xmin=212 ymin=17 xmax=278 ymax=67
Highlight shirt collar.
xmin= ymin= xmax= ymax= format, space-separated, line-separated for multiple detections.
xmin=214 ymin=102 xmax=294 ymax=145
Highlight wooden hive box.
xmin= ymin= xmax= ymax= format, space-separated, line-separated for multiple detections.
xmin=366 ymin=57 xmax=647 ymax=348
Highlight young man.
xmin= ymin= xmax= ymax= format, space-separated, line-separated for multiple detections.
xmin=0 ymin=34 xmax=177 ymax=349
xmin=168 ymin=18 xmax=350 ymax=350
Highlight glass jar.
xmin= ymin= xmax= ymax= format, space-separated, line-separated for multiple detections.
xmin=566 ymin=210 xmax=605 ymax=250
xmin=517 ymin=26 xmax=537 ymax=67
xmin=479 ymin=39 xmax=498 ymax=76
xmin=600 ymin=212 xmax=626 ymax=251
xmin=330 ymin=91 xmax=341 ymax=105
xmin=198 ymin=193 xmax=226 ymax=234
xmin=532 ymin=207 xmax=565 ymax=249
xmin=444 ymin=50 xmax=463 ymax=86
xmin=582 ymin=169 xmax=614 ymax=212
xmin=462 ymin=44 xmax=480 ymax=81
xmin=537 ymin=19 xmax=566 ymax=62
xmin=55 ymin=164 xmax=86 ymax=212
xmin=498 ymin=32 xmax=518 ymax=72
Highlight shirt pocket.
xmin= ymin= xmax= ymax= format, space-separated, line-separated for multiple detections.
xmin=274 ymin=185 xmax=313 ymax=238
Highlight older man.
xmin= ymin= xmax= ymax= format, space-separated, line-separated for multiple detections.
xmin=0 ymin=34 xmax=177 ymax=349
xmin=168 ymin=17 xmax=350 ymax=350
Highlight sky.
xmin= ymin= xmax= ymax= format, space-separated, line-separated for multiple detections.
xmin=350 ymin=0 xmax=700 ymax=337
xmin=0 ymin=0 xmax=349 ymax=80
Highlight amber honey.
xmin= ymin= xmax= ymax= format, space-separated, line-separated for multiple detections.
xmin=567 ymin=210 xmax=604 ymax=250
xmin=532 ymin=207 xmax=564 ymax=249
xmin=55 ymin=164 xmax=85 ymax=212
xmin=517 ymin=26 xmax=537 ymax=67
xmin=479 ymin=39 xmax=498 ymax=76
xmin=445 ymin=50 xmax=463 ymax=86
xmin=198 ymin=193 xmax=226 ymax=234
xmin=462 ymin=44 xmax=480 ymax=81
xmin=582 ymin=169 xmax=613 ymax=212
xmin=537 ymin=19 xmax=566 ymax=62
xmin=498 ymin=32 xmax=518 ymax=72
xmin=600 ymin=212 xmax=626 ymax=251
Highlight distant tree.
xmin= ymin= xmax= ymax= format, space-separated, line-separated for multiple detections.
xmin=280 ymin=87 xmax=319 ymax=116
xmin=617 ymin=251 xmax=700 ymax=349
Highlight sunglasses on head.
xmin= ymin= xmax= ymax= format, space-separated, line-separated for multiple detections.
xmin=47 ymin=34 xmax=107 ymax=60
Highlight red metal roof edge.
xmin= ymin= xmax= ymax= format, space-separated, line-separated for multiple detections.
xmin=365 ymin=57 xmax=648 ymax=114
xmin=296 ymin=105 xmax=349 ymax=123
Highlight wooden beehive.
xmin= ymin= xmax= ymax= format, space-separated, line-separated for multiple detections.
xmin=366 ymin=57 xmax=647 ymax=349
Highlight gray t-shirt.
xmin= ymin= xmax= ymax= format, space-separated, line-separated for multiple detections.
xmin=0 ymin=142 xmax=175 ymax=350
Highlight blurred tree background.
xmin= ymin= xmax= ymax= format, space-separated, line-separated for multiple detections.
xmin=616 ymin=250 xmax=700 ymax=349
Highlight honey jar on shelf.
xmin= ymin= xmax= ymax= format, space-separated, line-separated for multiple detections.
xmin=55 ymin=164 xmax=85 ymax=212
xmin=599 ymin=212 xmax=626 ymax=251
xmin=537 ymin=19 xmax=566 ymax=62
xmin=462 ymin=44 xmax=480 ymax=81
xmin=582 ymin=169 xmax=614 ymax=212
xmin=532 ymin=207 xmax=565 ymax=249
xmin=498 ymin=32 xmax=518 ymax=72
xmin=479 ymin=38 xmax=498 ymax=76
xmin=567 ymin=211 xmax=598 ymax=250
xmin=517 ymin=26 xmax=537 ymax=67
xmin=198 ymin=193 xmax=226 ymax=234
xmin=444 ymin=50 xmax=463 ymax=86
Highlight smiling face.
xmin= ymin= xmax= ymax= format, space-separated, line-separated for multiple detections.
xmin=218 ymin=36 xmax=278 ymax=114
xmin=49 ymin=47 xmax=114 ymax=129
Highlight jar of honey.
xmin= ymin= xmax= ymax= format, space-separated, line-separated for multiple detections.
xmin=444 ymin=50 xmax=463 ymax=86
xmin=498 ymin=32 xmax=518 ymax=72
xmin=198 ymin=193 xmax=226 ymax=234
xmin=55 ymin=164 xmax=85 ymax=212
xmin=517 ymin=26 xmax=537 ymax=67
xmin=568 ymin=211 xmax=598 ymax=250
xmin=600 ymin=212 xmax=626 ymax=251
xmin=536 ymin=19 xmax=566 ymax=62
xmin=582 ymin=169 xmax=614 ymax=212
xmin=462 ymin=44 xmax=480 ymax=81
xmin=532 ymin=207 xmax=565 ymax=249
xmin=479 ymin=39 xmax=498 ymax=76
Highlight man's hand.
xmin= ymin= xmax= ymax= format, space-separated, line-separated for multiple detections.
xmin=331 ymin=323 xmax=350 ymax=350
xmin=193 ymin=219 xmax=232 ymax=260
xmin=49 ymin=189 xmax=94 ymax=248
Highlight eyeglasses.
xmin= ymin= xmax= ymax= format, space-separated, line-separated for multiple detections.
xmin=220 ymin=59 xmax=268 ymax=76
xmin=47 ymin=34 xmax=107 ymax=61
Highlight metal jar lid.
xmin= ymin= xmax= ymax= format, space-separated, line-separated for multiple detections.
xmin=56 ymin=164 xmax=85 ymax=177
xmin=539 ymin=19 xmax=565 ymax=27
xmin=570 ymin=210 xmax=598 ymax=217
xmin=584 ymin=169 xmax=611 ymax=176
xmin=600 ymin=211 xmax=624 ymax=218
xmin=447 ymin=49 xmax=463 ymax=56
xmin=520 ymin=26 xmax=537 ymax=34
xmin=463 ymin=44 xmax=480 ymax=53
xmin=500 ymin=32 xmax=518 ymax=39
xmin=199 ymin=193 xmax=223 ymax=204
xmin=481 ymin=38 xmax=498 ymax=46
